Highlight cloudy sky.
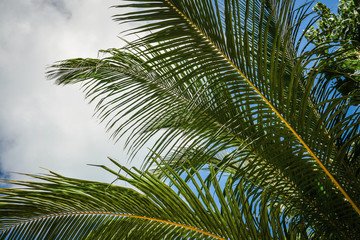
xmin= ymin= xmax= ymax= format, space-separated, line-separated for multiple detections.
xmin=0 ymin=0 xmax=147 ymax=185
xmin=0 ymin=0 xmax=341 ymax=186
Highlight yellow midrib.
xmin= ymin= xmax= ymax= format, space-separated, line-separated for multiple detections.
xmin=1 ymin=212 xmax=226 ymax=240
xmin=164 ymin=0 xmax=360 ymax=215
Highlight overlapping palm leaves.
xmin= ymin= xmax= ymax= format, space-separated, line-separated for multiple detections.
xmin=1 ymin=159 xmax=301 ymax=239
xmin=1 ymin=0 xmax=360 ymax=238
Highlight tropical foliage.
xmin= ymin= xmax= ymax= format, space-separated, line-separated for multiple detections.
xmin=1 ymin=0 xmax=360 ymax=239
xmin=306 ymin=0 xmax=360 ymax=104
xmin=1 ymin=159 xmax=303 ymax=239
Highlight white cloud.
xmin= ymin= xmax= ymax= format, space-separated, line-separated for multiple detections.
xmin=0 ymin=0 xmax=147 ymax=184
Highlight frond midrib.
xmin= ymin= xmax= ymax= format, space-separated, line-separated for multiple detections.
xmin=0 ymin=211 xmax=226 ymax=240
xmin=162 ymin=0 xmax=360 ymax=215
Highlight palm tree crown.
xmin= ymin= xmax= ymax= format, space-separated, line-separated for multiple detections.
xmin=1 ymin=0 xmax=360 ymax=239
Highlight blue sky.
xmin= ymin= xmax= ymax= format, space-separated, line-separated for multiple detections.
xmin=0 ymin=0 xmax=345 ymax=185
xmin=319 ymin=0 xmax=341 ymax=9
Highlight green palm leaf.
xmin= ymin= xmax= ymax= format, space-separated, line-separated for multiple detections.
xmin=45 ymin=0 xmax=360 ymax=237
xmin=0 ymin=159 xmax=304 ymax=239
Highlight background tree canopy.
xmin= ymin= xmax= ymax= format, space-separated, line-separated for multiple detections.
xmin=1 ymin=0 xmax=360 ymax=239
xmin=306 ymin=0 xmax=360 ymax=105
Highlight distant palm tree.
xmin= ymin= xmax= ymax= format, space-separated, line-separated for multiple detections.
xmin=1 ymin=0 xmax=360 ymax=239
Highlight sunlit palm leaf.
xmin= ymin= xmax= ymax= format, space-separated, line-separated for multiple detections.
xmin=46 ymin=0 xmax=360 ymax=237
xmin=0 ymin=159 xmax=304 ymax=239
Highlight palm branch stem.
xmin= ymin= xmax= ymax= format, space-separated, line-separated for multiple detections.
xmin=164 ymin=0 xmax=360 ymax=215
xmin=1 ymin=212 xmax=226 ymax=240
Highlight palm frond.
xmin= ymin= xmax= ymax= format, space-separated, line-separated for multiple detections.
xmin=0 ymin=159 xmax=304 ymax=239
xmin=46 ymin=0 xmax=360 ymax=237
